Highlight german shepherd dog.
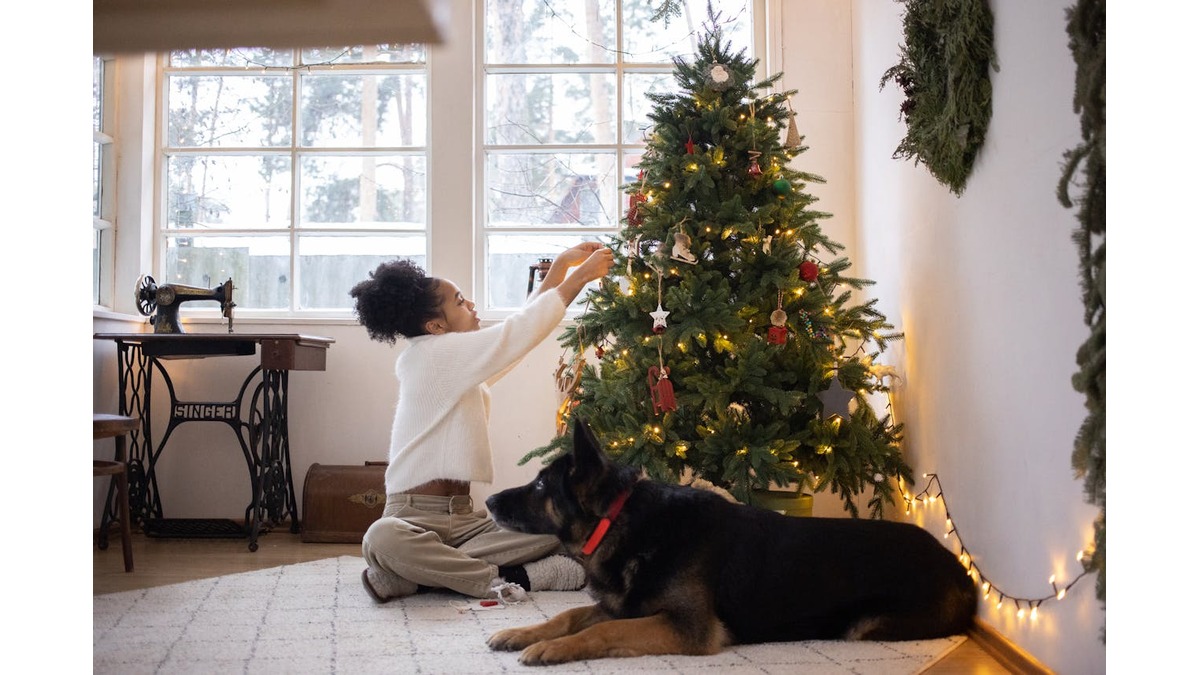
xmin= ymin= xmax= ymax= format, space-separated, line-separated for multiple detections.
xmin=485 ymin=418 xmax=977 ymax=665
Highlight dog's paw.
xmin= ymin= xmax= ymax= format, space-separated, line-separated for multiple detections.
xmin=519 ymin=639 xmax=578 ymax=666
xmin=487 ymin=627 xmax=539 ymax=652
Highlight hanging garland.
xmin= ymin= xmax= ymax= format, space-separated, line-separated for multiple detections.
xmin=1057 ymin=0 xmax=1105 ymax=618
xmin=880 ymin=0 xmax=998 ymax=196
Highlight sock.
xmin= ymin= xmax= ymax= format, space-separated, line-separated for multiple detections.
xmin=498 ymin=564 xmax=531 ymax=591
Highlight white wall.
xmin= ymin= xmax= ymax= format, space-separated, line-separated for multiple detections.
xmin=852 ymin=1 xmax=1104 ymax=672
xmin=92 ymin=1 xmax=1105 ymax=671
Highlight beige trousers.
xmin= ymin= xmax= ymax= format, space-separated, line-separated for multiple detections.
xmin=361 ymin=493 xmax=563 ymax=598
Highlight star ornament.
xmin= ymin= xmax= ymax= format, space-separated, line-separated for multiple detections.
xmin=650 ymin=304 xmax=670 ymax=334
xmin=817 ymin=377 xmax=854 ymax=420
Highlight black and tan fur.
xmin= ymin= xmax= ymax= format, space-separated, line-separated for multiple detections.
xmin=485 ymin=418 xmax=977 ymax=665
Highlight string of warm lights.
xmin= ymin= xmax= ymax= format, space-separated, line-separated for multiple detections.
xmin=902 ymin=472 xmax=1095 ymax=621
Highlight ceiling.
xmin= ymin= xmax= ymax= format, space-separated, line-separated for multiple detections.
xmin=94 ymin=0 xmax=450 ymax=54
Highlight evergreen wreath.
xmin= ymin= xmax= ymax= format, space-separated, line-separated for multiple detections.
xmin=1057 ymin=0 xmax=1105 ymax=620
xmin=880 ymin=0 xmax=998 ymax=196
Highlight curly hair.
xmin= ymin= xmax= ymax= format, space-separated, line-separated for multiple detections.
xmin=349 ymin=259 xmax=443 ymax=344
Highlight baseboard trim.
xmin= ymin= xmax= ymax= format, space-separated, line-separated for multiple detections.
xmin=969 ymin=618 xmax=1054 ymax=674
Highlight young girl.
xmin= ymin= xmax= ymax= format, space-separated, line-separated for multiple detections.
xmin=350 ymin=242 xmax=614 ymax=603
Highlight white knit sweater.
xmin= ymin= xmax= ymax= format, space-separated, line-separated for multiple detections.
xmin=383 ymin=289 xmax=568 ymax=495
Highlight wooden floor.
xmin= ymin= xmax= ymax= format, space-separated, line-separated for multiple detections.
xmin=94 ymin=531 xmax=1015 ymax=673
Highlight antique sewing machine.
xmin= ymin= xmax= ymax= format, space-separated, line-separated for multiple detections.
xmin=526 ymin=258 xmax=553 ymax=296
xmin=135 ymin=274 xmax=236 ymax=333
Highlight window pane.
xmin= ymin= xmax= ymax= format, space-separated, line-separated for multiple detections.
xmin=301 ymin=73 xmax=427 ymax=148
xmin=486 ymin=152 xmax=618 ymax=228
xmin=93 ymin=142 xmax=103 ymax=218
xmin=93 ymin=229 xmax=102 ymax=305
xmin=165 ymin=235 xmax=291 ymax=310
xmin=485 ymin=0 xmax=616 ymax=64
xmin=170 ymin=48 xmax=293 ymax=68
xmin=166 ymin=155 xmax=293 ymax=229
xmin=486 ymin=72 xmax=616 ymax=145
xmin=302 ymin=44 xmax=426 ymax=64
xmin=623 ymin=72 xmax=677 ymax=143
xmin=298 ymin=234 xmax=426 ymax=310
xmin=167 ymin=74 xmax=293 ymax=147
xmin=93 ymin=57 xmax=103 ymax=131
xmin=622 ymin=0 xmax=754 ymax=63
xmin=487 ymin=233 xmax=606 ymax=310
xmin=299 ymin=154 xmax=426 ymax=230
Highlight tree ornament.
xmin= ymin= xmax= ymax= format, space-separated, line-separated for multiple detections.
xmin=648 ymin=365 xmax=677 ymax=414
xmin=747 ymin=150 xmax=763 ymax=177
xmin=651 ymin=304 xmax=670 ymax=334
xmin=797 ymin=309 xmax=825 ymax=339
xmin=772 ymin=178 xmax=792 ymax=195
xmin=671 ymin=231 xmax=698 ymax=265
xmin=627 ymin=170 xmax=648 ymax=226
xmin=727 ymin=402 xmax=748 ymax=424
xmin=767 ymin=290 xmax=788 ymax=345
xmin=670 ymin=219 xmax=698 ymax=265
xmin=762 ymin=235 xmax=772 ymax=254
xmin=785 ymin=99 xmax=803 ymax=149
xmin=799 ymin=259 xmax=820 ymax=283
xmin=627 ymin=192 xmax=647 ymax=227
xmin=818 ymin=375 xmax=854 ymax=420
xmin=705 ymin=63 xmax=733 ymax=91
xmin=685 ymin=135 xmax=696 ymax=155
xmin=650 ymin=267 xmax=670 ymax=333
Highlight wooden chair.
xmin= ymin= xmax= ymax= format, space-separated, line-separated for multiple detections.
xmin=94 ymin=413 xmax=139 ymax=572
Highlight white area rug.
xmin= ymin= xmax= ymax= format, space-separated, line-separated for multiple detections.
xmin=94 ymin=556 xmax=965 ymax=674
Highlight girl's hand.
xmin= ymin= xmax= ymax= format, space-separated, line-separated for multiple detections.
xmin=573 ymin=247 xmax=615 ymax=282
xmin=555 ymin=242 xmax=605 ymax=268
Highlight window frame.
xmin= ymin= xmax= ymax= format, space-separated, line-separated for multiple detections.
xmin=94 ymin=54 xmax=118 ymax=310
xmin=118 ymin=0 xmax=769 ymax=324
xmin=155 ymin=48 xmax=433 ymax=319
xmin=473 ymin=0 xmax=768 ymax=320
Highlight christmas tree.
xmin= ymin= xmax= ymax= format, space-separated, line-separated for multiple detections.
xmin=527 ymin=12 xmax=912 ymax=518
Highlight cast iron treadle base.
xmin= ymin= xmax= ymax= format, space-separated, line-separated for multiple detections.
xmin=143 ymin=518 xmax=249 ymax=539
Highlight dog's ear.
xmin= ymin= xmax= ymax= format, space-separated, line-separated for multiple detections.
xmin=572 ymin=416 xmax=607 ymax=472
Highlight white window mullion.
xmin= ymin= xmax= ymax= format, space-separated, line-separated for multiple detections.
xmin=427 ymin=0 xmax=478 ymax=291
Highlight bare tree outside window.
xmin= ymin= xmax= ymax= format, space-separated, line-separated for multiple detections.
xmin=161 ymin=45 xmax=428 ymax=312
xmin=482 ymin=0 xmax=754 ymax=310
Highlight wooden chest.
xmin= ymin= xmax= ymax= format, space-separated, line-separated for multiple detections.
xmin=301 ymin=462 xmax=388 ymax=543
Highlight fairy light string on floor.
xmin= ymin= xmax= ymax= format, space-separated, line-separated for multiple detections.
xmin=902 ymin=472 xmax=1095 ymax=621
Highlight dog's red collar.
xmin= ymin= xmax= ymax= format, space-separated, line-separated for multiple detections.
xmin=581 ymin=488 xmax=632 ymax=556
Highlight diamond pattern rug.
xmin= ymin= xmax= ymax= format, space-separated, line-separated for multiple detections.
xmin=94 ymin=555 xmax=965 ymax=674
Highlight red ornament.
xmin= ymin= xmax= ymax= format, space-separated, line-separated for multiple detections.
xmin=648 ymin=366 xmax=677 ymax=414
xmin=799 ymin=260 xmax=820 ymax=282
xmin=627 ymin=192 xmax=647 ymax=227
xmin=685 ymin=136 xmax=696 ymax=154
xmin=747 ymin=150 xmax=763 ymax=177
xmin=595 ymin=346 xmax=605 ymax=359
xmin=767 ymin=325 xmax=788 ymax=345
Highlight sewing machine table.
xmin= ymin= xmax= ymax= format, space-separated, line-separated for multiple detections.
xmin=93 ymin=332 xmax=334 ymax=551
